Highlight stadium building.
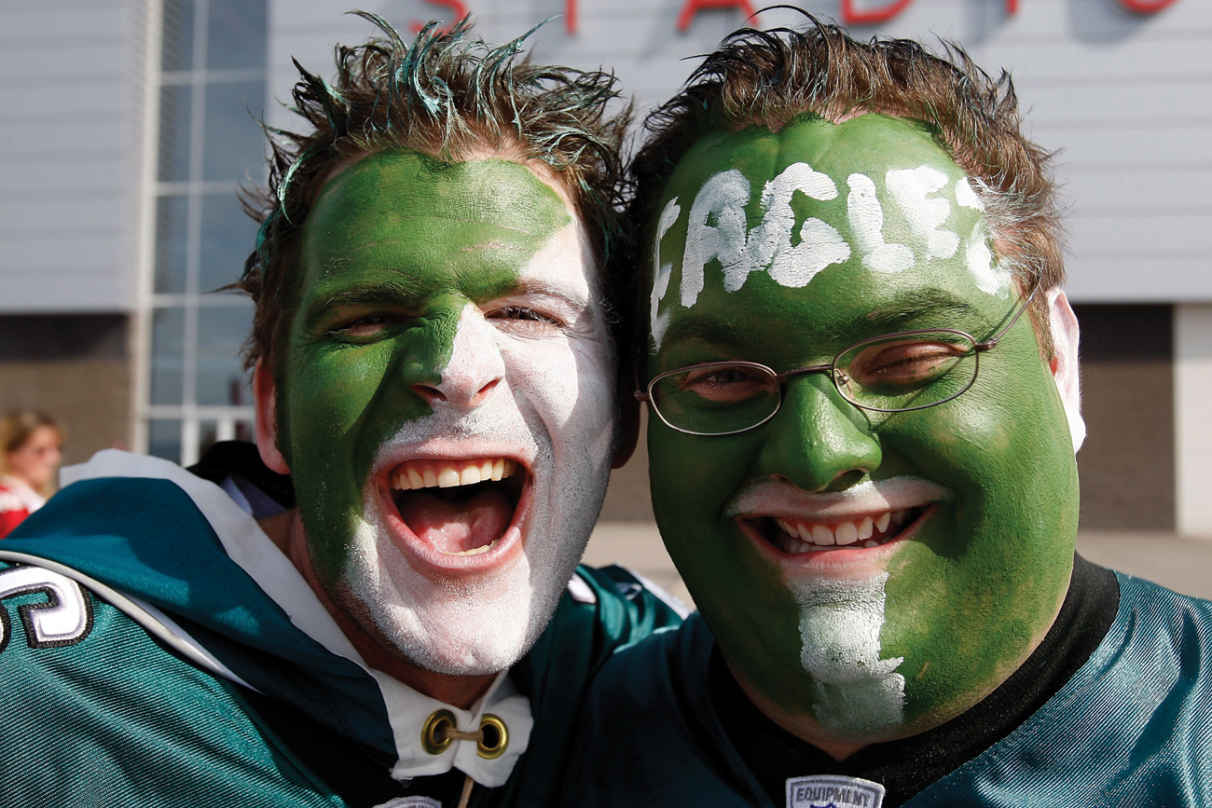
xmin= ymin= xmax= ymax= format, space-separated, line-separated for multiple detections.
xmin=1 ymin=0 xmax=1208 ymax=540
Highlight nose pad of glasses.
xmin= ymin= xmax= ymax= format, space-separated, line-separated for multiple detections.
xmin=832 ymin=367 xmax=853 ymax=394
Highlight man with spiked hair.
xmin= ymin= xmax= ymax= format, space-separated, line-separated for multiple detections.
xmin=0 ymin=15 xmax=679 ymax=807
xmin=569 ymin=17 xmax=1212 ymax=807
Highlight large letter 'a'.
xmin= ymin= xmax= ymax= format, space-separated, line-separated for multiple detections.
xmin=0 ymin=566 xmax=93 ymax=652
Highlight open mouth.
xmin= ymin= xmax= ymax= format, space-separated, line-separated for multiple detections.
xmin=388 ymin=458 xmax=527 ymax=557
xmin=742 ymin=505 xmax=929 ymax=556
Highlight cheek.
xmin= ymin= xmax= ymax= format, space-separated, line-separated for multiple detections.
xmin=648 ymin=428 xmax=758 ymax=555
xmin=285 ymin=346 xmax=395 ymax=471
xmin=501 ymin=336 xmax=617 ymax=454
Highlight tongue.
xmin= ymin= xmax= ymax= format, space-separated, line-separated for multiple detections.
xmin=397 ymin=488 xmax=513 ymax=554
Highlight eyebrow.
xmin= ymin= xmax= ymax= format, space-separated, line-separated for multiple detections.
xmin=862 ymin=289 xmax=994 ymax=334
xmin=500 ymin=278 xmax=590 ymax=310
xmin=304 ymin=277 xmax=590 ymax=324
xmin=658 ymin=315 xmax=745 ymax=350
xmin=306 ymin=281 xmax=423 ymax=323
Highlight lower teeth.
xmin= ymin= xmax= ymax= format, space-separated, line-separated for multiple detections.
xmin=448 ymin=541 xmax=496 ymax=557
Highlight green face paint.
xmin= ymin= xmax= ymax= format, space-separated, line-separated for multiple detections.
xmin=645 ymin=116 xmax=1079 ymax=741
xmin=279 ymin=150 xmax=619 ymax=675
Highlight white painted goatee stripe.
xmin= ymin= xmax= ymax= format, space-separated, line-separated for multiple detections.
xmin=790 ymin=572 xmax=906 ymax=734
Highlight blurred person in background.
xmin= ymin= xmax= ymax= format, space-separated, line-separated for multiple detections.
xmin=0 ymin=410 xmax=62 ymax=538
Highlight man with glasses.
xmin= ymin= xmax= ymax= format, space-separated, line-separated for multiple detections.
xmin=568 ymin=19 xmax=1211 ymax=807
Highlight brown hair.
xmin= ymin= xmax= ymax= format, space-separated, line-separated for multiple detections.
xmin=628 ymin=14 xmax=1062 ymax=356
xmin=238 ymin=13 xmax=632 ymax=378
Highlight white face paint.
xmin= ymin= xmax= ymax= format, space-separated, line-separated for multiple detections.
xmin=886 ymin=165 xmax=959 ymax=260
xmin=758 ymin=163 xmax=850 ymax=289
xmin=955 ymin=176 xmax=984 ymax=211
xmin=341 ymin=219 xmax=617 ymax=676
xmin=680 ymin=169 xmax=751 ymax=307
xmin=650 ymin=163 xmax=1011 ymax=328
xmin=789 ymin=572 xmax=906 ymax=734
xmin=846 ymin=173 xmax=915 ymax=275
xmin=650 ymin=198 xmax=682 ymax=351
xmin=965 ymin=220 xmax=1011 ymax=297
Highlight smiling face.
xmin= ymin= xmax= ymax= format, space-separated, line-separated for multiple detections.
xmin=268 ymin=151 xmax=617 ymax=676
xmin=645 ymin=115 xmax=1079 ymax=745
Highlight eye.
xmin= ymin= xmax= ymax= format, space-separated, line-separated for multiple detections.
xmin=327 ymin=314 xmax=399 ymax=342
xmin=676 ymin=365 xmax=774 ymax=403
xmin=845 ymin=339 xmax=970 ymax=390
xmin=486 ymin=305 xmax=566 ymax=333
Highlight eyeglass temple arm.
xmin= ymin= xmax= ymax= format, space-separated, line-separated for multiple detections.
xmin=975 ymin=272 xmax=1043 ymax=351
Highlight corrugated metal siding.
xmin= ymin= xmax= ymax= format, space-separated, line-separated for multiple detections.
xmin=0 ymin=2 xmax=143 ymax=312
xmin=268 ymin=0 xmax=1210 ymax=303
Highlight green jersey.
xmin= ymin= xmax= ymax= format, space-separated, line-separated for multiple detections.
xmin=0 ymin=449 xmax=683 ymax=807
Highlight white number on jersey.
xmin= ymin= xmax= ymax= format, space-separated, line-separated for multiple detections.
xmin=0 ymin=566 xmax=93 ymax=651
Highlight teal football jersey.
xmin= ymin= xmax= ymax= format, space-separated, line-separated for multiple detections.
xmin=567 ymin=575 xmax=1212 ymax=806
xmin=0 ymin=452 xmax=684 ymax=807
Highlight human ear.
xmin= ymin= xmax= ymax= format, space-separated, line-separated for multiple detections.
xmin=253 ymin=359 xmax=291 ymax=474
xmin=1046 ymin=287 xmax=1085 ymax=453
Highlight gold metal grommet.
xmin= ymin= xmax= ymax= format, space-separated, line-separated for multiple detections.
xmin=476 ymin=714 xmax=508 ymax=760
xmin=421 ymin=709 xmax=456 ymax=755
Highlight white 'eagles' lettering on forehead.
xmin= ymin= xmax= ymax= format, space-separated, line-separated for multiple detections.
xmin=649 ymin=165 xmax=1013 ymax=351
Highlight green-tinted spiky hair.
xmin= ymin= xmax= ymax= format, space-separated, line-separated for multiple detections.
xmin=238 ymin=12 xmax=630 ymax=374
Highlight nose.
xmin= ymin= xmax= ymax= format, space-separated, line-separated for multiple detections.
xmin=410 ymin=306 xmax=505 ymax=410
xmin=754 ymin=373 xmax=882 ymax=492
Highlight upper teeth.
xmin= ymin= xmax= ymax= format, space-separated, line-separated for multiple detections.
xmin=391 ymin=458 xmax=517 ymax=490
xmin=774 ymin=509 xmax=909 ymax=550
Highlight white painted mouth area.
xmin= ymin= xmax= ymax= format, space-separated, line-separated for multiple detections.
xmin=789 ymin=572 xmax=906 ymax=734
xmin=727 ymin=475 xmax=951 ymax=521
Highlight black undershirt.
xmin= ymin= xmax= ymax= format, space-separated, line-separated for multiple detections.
xmin=709 ymin=554 xmax=1120 ymax=806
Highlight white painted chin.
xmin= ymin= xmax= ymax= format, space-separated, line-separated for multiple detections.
xmin=788 ymin=572 xmax=906 ymax=735
xmin=340 ymin=440 xmax=602 ymax=676
xmin=340 ymin=508 xmax=549 ymax=676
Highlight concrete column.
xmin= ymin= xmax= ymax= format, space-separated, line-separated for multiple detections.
xmin=1176 ymin=303 xmax=1212 ymax=538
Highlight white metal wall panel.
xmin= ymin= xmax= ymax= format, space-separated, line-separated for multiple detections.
xmin=0 ymin=2 xmax=143 ymax=312
xmin=1176 ymin=303 xmax=1212 ymax=537
xmin=267 ymin=0 xmax=1210 ymax=302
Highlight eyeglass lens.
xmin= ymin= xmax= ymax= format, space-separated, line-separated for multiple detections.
xmin=650 ymin=330 xmax=980 ymax=435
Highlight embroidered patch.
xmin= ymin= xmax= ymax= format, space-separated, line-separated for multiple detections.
xmin=785 ymin=774 xmax=885 ymax=808
xmin=373 ymin=797 xmax=442 ymax=808
xmin=0 ymin=566 xmax=93 ymax=652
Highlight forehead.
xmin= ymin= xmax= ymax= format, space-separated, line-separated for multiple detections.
xmin=675 ymin=113 xmax=953 ymax=183
xmin=300 ymin=150 xmax=584 ymax=300
xmin=650 ymin=115 xmax=1011 ymax=352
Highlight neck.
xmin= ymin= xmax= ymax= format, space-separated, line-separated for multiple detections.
xmin=723 ymin=590 xmax=1067 ymax=762
xmin=727 ymin=660 xmax=870 ymax=760
xmin=258 ymin=510 xmax=497 ymax=709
